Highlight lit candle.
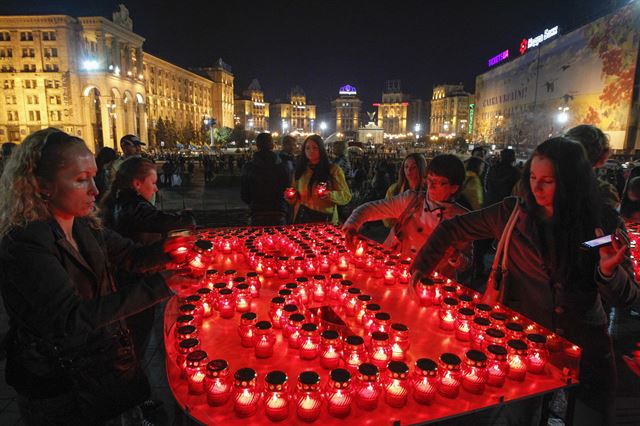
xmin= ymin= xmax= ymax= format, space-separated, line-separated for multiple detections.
xmin=238 ymin=312 xmax=257 ymax=347
xmin=471 ymin=317 xmax=492 ymax=351
xmin=187 ymin=240 xmax=215 ymax=276
xmin=413 ymin=358 xmax=438 ymax=405
xmin=455 ymin=307 xmax=474 ymax=341
xmin=185 ymin=350 xmax=208 ymax=395
xmin=486 ymin=344 xmax=509 ymax=388
xmin=483 ymin=328 xmax=506 ymax=352
xmin=280 ymin=304 xmax=299 ymax=334
xmin=315 ymin=182 xmax=328 ymax=198
xmin=320 ymin=330 xmax=342 ymax=370
xmin=525 ymin=333 xmax=549 ymax=374
xmin=439 ymin=297 xmax=458 ymax=331
xmin=175 ymin=324 xmax=198 ymax=351
xmin=490 ymin=312 xmax=509 ymax=332
xmin=176 ymin=338 xmax=199 ymax=377
xmin=383 ymin=361 xmax=410 ymax=408
xmin=506 ymin=321 xmax=525 ymax=341
xmin=437 ymin=353 xmax=462 ymax=399
xmin=205 ymin=359 xmax=231 ymax=406
xmin=277 ymin=256 xmax=290 ymax=279
xmin=264 ymin=370 xmax=289 ymax=422
xmin=507 ymin=339 xmax=529 ymax=382
xmin=286 ymin=314 xmax=305 ymax=349
xmin=253 ymin=321 xmax=276 ymax=358
xmin=165 ymin=229 xmax=194 ymax=264
xmin=216 ymin=288 xmax=235 ymax=319
xmin=269 ymin=296 xmax=286 ymax=328
xmin=329 ymin=273 xmax=344 ymax=299
xmin=337 ymin=256 xmax=349 ymax=271
xmin=383 ymin=261 xmax=397 ymax=285
xmin=363 ymin=303 xmax=381 ymax=331
xmin=325 ymin=368 xmax=353 ymax=418
xmin=369 ymin=332 xmax=392 ymax=370
xmin=232 ymin=368 xmax=260 ymax=417
xmin=245 ymin=271 xmax=260 ymax=297
xmin=397 ymin=260 xmax=411 ymax=284
xmin=462 ymin=350 xmax=488 ymax=394
xmin=356 ymin=294 xmax=372 ymax=323
xmin=312 ymin=274 xmax=326 ymax=302
xmin=196 ymin=288 xmax=214 ymax=318
xmin=417 ymin=277 xmax=436 ymax=307
xmin=234 ymin=283 xmax=251 ymax=313
xmin=343 ymin=335 xmax=367 ymax=375
xmin=223 ymin=269 xmax=237 ymax=288
xmin=343 ymin=287 xmax=362 ymax=316
xmin=390 ymin=323 xmax=410 ymax=361
xmin=295 ymin=371 xmax=322 ymax=422
xmin=284 ymin=187 xmax=296 ymax=200
xmin=355 ymin=363 xmax=381 ymax=410
xmin=299 ymin=323 xmax=320 ymax=360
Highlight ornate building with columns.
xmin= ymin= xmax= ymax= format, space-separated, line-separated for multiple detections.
xmin=0 ymin=6 xmax=234 ymax=152
xmin=234 ymin=79 xmax=269 ymax=132
xmin=270 ymin=86 xmax=316 ymax=134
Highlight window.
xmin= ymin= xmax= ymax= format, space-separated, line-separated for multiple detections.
xmin=1 ymin=64 xmax=15 ymax=72
xmin=44 ymin=47 xmax=58 ymax=58
xmin=45 ymin=79 xmax=61 ymax=89
xmin=27 ymin=95 xmax=39 ymax=105
xmin=28 ymin=110 xmax=41 ymax=121
xmin=50 ymin=110 xmax=62 ymax=121
xmin=24 ymin=79 xmax=36 ymax=89
xmin=42 ymin=31 xmax=56 ymax=41
xmin=49 ymin=95 xmax=61 ymax=105
xmin=0 ymin=48 xmax=12 ymax=58
xmin=22 ymin=63 xmax=36 ymax=72
xmin=44 ymin=63 xmax=59 ymax=72
xmin=3 ymin=80 xmax=14 ymax=89
xmin=0 ymin=32 xmax=10 ymax=41
xmin=20 ymin=32 xmax=33 ymax=41
xmin=22 ymin=48 xmax=35 ymax=58
xmin=4 ymin=95 xmax=16 ymax=105
xmin=7 ymin=111 xmax=18 ymax=121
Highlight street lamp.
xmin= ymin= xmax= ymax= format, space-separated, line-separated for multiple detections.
xmin=282 ymin=119 xmax=288 ymax=134
xmin=204 ymin=117 xmax=214 ymax=146
xmin=414 ymin=123 xmax=421 ymax=141
xmin=557 ymin=106 xmax=569 ymax=124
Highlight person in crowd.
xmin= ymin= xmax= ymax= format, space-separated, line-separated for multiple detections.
xmin=240 ymin=132 xmax=290 ymax=226
xmin=332 ymin=140 xmax=352 ymax=179
xmin=458 ymin=156 xmax=485 ymax=211
xmin=286 ymin=134 xmax=351 ymax=224
xmin=94 ymin=147 xmax=117 ymax=203
xmin=343 ymin=154 xmax=472 ymax=282
xmin=383 ymin=153 xmax=427 ymax=228
xmin=0 ymin=128 xmax=176 ymax=425
xmin=0 ymin=142 xmax=17 ymax=177
xmin=566 ymin=124 xmax=620 ymax=209
xmin=279 ymin=134 xmax=296 ymax=183
xmin=484 ymin=148 xmax=520 ymax=206
xmin=112 ymin=134 xmax=145 ymax=172
xmin=370 ymin=161 xmax=391 ymax=201
xmin=410 ymin=137 xmax=640 ymax=425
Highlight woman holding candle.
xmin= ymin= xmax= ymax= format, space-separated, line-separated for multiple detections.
xmin=411 ymin=137 xmax=640 ymax=425
xmin=383 ymin=153 xmax=427 ymax=228
xmin=286 ymin=135 xmax=352 ymax=225
xmin=0 ymin=129 xmax=175 ymax=425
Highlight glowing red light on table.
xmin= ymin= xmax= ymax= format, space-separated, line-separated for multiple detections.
xmin=269 ymin=296 xmax=286 ymax=328
xmin=264 ymin=370 xmax=290 ymax=422
xmin=295 ymin=371 xmax=323 ymax=422
xmin=343 ymin=287 xmax=362 ymax=316
xmin=234 ymin=284 xmax=251 ymax=313
xmin=471 ymin=317 xmax=492 ymax=350
xmin=287 ymin=314 xmax=306 ymax=349
xmin=205 ymin=359 xmax=232 ymax=406
xmin=238 ymin=312 xmax=257 ymax=347
xmin=363 ymin=303 xmax=381 ymax=331
xmin=355 ymin=363 xmax=381 ymax=410
xmin=383 ymin=361 xmax=410 ymax=408
xmin=344 ymin=335 xmax=368 ymax=375
xmin=299 ymin=323 xmax=321 ymax=360
xmin=196 ymin=288 xmax=214 ymax=318
xmin=216 ymin=288 xmax=236 ymax=319
xmin=398 ymin=260 xmax=411 ymax=284
xmin=462 ymin=350 xmax=488 ymax=394
xmin=320 ymin=330 xmax=342 ymax=369
xmin=412 ymin=358 xmax=438 ymax=405
xmin=437 ymin=353 xmax=462 ymax=399
xmin=417 ymin=277 xmax=436 ymax=306
xmin=312 ymin=275 xmax=326 ymax=302
xmin=507 ymin=339 xmax=529 ymax=382
xmin=369 ymin=332 xmax=392 ymax=370
xmin=486 ymin=344 xmax=509 ymax=387
xmin=253 ymin=321 xmax=276 ymax=358
xmin=185 ymin=350 xmax=208 ymax=395
xmin=383 ymin=261 xmax=397 ymax=285
xmin=233 ymin=368 xmax=260 ymax=417
xmin=526 ymin=333 xmax=549 ymax=374
xmin=390 ymin=323 xmax=409 ymax=361
xmin=455 ymin=307 xmax=474 ymax=341
xmin=439 ymin=297 xmax=458 ymax=331
xmin=325 ymin=368 xmax=353 ymax=417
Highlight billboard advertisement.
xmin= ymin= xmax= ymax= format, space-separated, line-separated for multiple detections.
xmin=474 ymin=4 xmax=640 ymax=151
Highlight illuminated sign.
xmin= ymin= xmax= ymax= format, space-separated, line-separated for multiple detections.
xmin=520 ymin=26 xmax=559 ymax=54
xmin=488 ymin=50 xmax=509 ymax=67
xmin=339 ymin=84 xmax=357 ymax=95
xmin=468 ymin=103 xmax=475 ymax=135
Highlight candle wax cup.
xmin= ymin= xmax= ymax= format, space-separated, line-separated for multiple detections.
xmin=187 ymin=371 xmax=205 ymax=395
xmin=206 ymin=379 xmax=231 ymax=406
xmin=487 ymin=362 xmax=508 ymax=387
xmin=234 ymin=389 xmax=259 ymax=417
xmin=296 ymin=394 xmax=322 ymax=422
xmin=321 ymin=347 xmax=341 ymax=369
xmin=356 ymin=383 xmax=380 ymax=410
xmin=508 ymin=355 xmax=527 ymax=381
xmin=327 ymin=389 xmax=352 ymax=417
xmin=438 ymin=372 xmax=461 ymax=399
xmin=264 ymin=393 xmax=289 ymax=421
xmin=413 ymin=378 xmax=437 ymax=405
xmin=384 ymin=380 xmax=409 ymax=408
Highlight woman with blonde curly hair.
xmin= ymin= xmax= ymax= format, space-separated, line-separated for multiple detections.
xmin=0 ymin=128 xmax=175 ymax=425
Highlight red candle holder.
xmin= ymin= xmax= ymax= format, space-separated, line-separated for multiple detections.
xmin=455 ymin=307 xmax=474 ymax=341
xmin=368 ymin=331 xmax=392 ymax=370
xmin=299 ymin=323 xmax=321 ymax=360
xmin=412 ymin=358 xmax=438 ymax=405
xmin=187 ymin=240 xmax=215 ymax=276
xmin=183 ymin=295 xmax=204 ymax=321
xmin=507 ymin=339 xmax=529 ymax=381
xmin=328 ymin=274 xmax=343 ymax=299
xmin=462 ymin=350 xmax=488 ymax=394
xmin=343 ymin=335 xmax=368 ymax=375
xmin=305 ymin=255 xmax=318 ymax=276
xmin=343 ymin=287 xmax=362 ymax=316
xmin=174 ymin=315 xmax=195 ymax=337
xmin=471 ymin=317 xmax=492 ymax=350
xmin=233 ymin=368 xmax=260 ymax=417
xmin=315 ymin=182 xmax=328 ymax=198
xmin=196 ymin=288 xmax=214 ymax=318
xmin=204 ymin=269 xmax=219 ymax=289
xmin=264 ymin=370 xmax=290 ymax=422
xmin=262 ymin=254 xmax=276 ymax=278
xmin=475 ymin=303 xmax=493 ymax=318
xmin=293 ymin=256 xmax=306 ymax=277
xmin=185 ymin=350 xmax=208 ymax=395
xmin=441 ymin=284 xmax=457 ymax=300
xmin=238 ymin=312 xmax=257 ymax=347
xmin=277 ymin=256 xmax=290 ymax=279
xmin=269 ymin=296 xmax=286 ymax=329
xmin=246 ymin=271 xmax=260 ymax=297
xmin=337 ymin=254 xmax=349 ymax=271
xmin=320 ymin=330 xmax=343 ymax=369
xmin=216 ymin=288 xmax=236 ymax=319
xmin=205 ymin=359 xmax=232 ymax=406
xmin=278 ymin=289 xmax=297 ymax=307
xmin=284 ymin=187 xmax=296 ymax=201
xmin=417 ymin=277 xmax=436 ymax=306
xmin=355 ymin=363 xmax=381 ymax=410
xmin=338 ymin=279 xmax=353 ymax=303
xmin=253 ymin=321 xmax=276 ymax=358
xmin=175 ymin=324 xmax=198 ymax=350
xmin=486 ymin=344 xmax=509 ymax=387
xmin=176 ymin=338 xmax=200 ymax=375
xmin=220 ymin=235 xmax=235 ymax=254
xmin=390 ymin=323 xmax=410 ymax=361
xmin=234 ymin=284 xmax=251 ymax=313
xmin=223 ymin=269 xmax=237 ymax=288
xmin=356 ymin=294 xmax=372 ymax=323
xmin=311 ymin=275 xmax=326 ymax=302
xmin=295 ymin=371 xmax=323 ymax=422
xmin=439 ymin=297 xmax=458 ymax=331
xmin=457 ymin=294 xmax=474 ymax=309
xmin=397 ymin=260 xmax=411 ymax=284
xmin=506 ymin=321 xmax=525 ymax=341
xmin=525 ymin=333 xmax=549 ymax=374
xmin=286 ymin=313 xmax=306 ymax=349
xmin=280 ymin=304 xmax=299 ymax=334
xmin=383 ymin=361 xmax=410 ymax=408
xmin=483 ymin=328 xmax=506 ymax=352
xmin=383 ymin=261 xmax=397 ymax=285
xmin=437 ymin=353 xmax=462 ymax=399
xmin=165 ymin=229 xmax=195 ymax=264
xmin=363 ymin=303 xmax=381 ymax=330
xmin=325 ymin=368 xmax=353 ymax=418
xmin=178 ymin=303 xmax=202 ymax=327
xmin=490 ymin=312 xmax=509 ymax=332
xmin=318 ymin=251 xmax=331 ymax=273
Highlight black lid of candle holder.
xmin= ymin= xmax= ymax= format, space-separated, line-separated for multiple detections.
xmin=442 ymin=285 xmax=457 ymax=293
xmin=440 ymin=353 xmax=461 ymax=365
xmin=233 ymin=276 xmax=246 ymax=283
xmin=235 ymin=368 xmax=257 ymax=382
xmin=218 ymin=288 xmax=233 ymax=296
xmin=416 ymin=358 xmax=437 ymax=372
xmin=179 ymin=338 xmax=199 ymax=349
xmin=224 ymin=269 xmax=236 ymax=275
xmin=283 ymin=304 xmax=298 ymax=313
xmin=296 ymin=277 xmax=308 ymax=283
xmin=246 ymin=271 xmax=258 ymax=277
xmin=271 ymin=296 xmax=285 ymax=304
xmin=487 ymin=344 xmax=507 ymax=356
xmin=474 ymin=317 xmax=491 ymax=327
xmin=289 ymin=313 xmax=305 ymax=323
xmin=197 ymin=287 xmax=212 ymax=295
xmin=506 ymin=322 xmax=524 ymax=332
xmin=185 ymin=295 xmax=201 ymax=303
xmin=299 ymin=371 xmax=320 ymax=385
xmin=374 ymin=312 xmax=391 ymax=321
xmin=330 ymin=368 xmax=351 ymax=383
xmin=371 ymin=331 xmax=389 ymax=342
xmin=345 ymin=335 xmax=364 ymax=346
xmin=213 ymin=282 xmax=227 ymax=290
xmin=206 ymin=269 xmax=218 ymax=275
xmin=313 ymin=275 xmax=325 ymax=280
xmin=486 ymin=328 xmax=505 ymax=338
xmin=526 ymin=333 xmax=547 ymax=344
xmin=235 ymin=283 xmax=249 ymax=291
xmin=490 ymin=312 xmax=508 ymax=322
xmin=179 ymin=303 xmax=196 ymax=312
xmin=387 ymin=361 xmax=409 ymax=374
xmin=357 ymin=294 xmax=372 ymax=302
xmin=507 ymin=339 xmax=528 ymax=351
xmin=322 ymin=330 xmax=340 ymax=340
xmin=186 ymin=350 xmax=207 ymax=363
xmin=285 ymin=283 xmax=298 ymax=290
xmin=266 ymin=370 xmax=287 ymax=385
xmin=358 ymin=363 xmax=379 ymax=377
xmin=255 ymin=321 xmax=272 ymax=330
xmin=466 ymin=350 xmax=487 ymax=363
xmin=301 ymin=323 xmax=317 ymax=332
xmin=391 ymin=323 xmax=408 ymax=332
xmin=442 ymin=297 xmax=458 ymax=306
xmin=458 ymin=294 xmax=473 ymax=303
xmin=419 ymin=277 xmax=434 ymax=285
xmin=176 ymin=314 xmax=194 ymax=324
xmin=330 ymin=273 xmax=342 ymax=279
xmin=278 ymin=289 xmax=292 ymax=297
xmin=340 ymin=280 xmax=353 ymax=287
xmin=365 ymin=303 xmax=381 ymax=311
xmin=476 ymin=303 xmax=492 ymax=312
xmin=347 ymin=287 xmax=361 ymax=295
xmin=207 ymin=359 xmax=228 ymax=372
xmin=194 ymin=239 xmax=213 ymax=251
xmin=458 ymin=308 xmax=474 ymax=317
xmin=177 ymin=325 xmax=196 ymax=335
xmin=241 ymin=312 xmax=257 ymax=321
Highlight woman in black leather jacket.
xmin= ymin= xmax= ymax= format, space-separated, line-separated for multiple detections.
xmin=0 ymin=129 xmax=175 ymax=425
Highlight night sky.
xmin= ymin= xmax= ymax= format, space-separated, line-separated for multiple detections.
xmin=0 ymin=0 xmax=620 ymax=119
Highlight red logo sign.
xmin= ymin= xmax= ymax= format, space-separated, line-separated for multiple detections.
xmin=519 ymin=38 xmax=528 ymax=55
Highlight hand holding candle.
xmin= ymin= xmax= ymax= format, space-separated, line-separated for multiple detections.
xmin=315 ymin=182 xmax=329 ymax=199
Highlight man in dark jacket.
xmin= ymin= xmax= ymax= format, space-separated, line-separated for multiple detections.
xmin=484 ymin=148 xmax=520 ymax=206
xmin=241 ymin=133 xmax=289 ymax=225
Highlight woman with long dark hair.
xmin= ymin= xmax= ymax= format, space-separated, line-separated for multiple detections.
xmin=94 ymin=147 xmax=117 ymax=203
xmin=287 ymin=135 xmax=351 ymax=224
xmin=383 ymin=153 xmax=427 ymax=227
xmin=411 ymin=137 xmax=639 ymax=425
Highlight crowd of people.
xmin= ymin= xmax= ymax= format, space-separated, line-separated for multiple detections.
xmin=0 ymin=123 xmax=638 ymax=425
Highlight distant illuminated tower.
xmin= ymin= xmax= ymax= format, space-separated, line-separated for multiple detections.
xmin=331 ymin=84 xmax=362 ymax=134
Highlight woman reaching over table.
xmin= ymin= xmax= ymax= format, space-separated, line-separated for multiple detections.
xmin=410 ymin=137 xmax=640 ymax=425
xmin=285 ymin=134 xmax=351 ymax=225
xmin=0 ymin=128 xmax=176 ymax=425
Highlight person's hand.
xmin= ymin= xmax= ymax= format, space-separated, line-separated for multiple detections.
xmin=342 ymin=225 xmax=359 ymax=251
xmin=597 ymin=227 xmax=627 ymax=278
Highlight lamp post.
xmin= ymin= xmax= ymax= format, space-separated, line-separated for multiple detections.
xmin=320 ymin=121 xmax=327 ymax=137
xmin=556 ymin=107 xmax=569 ymax=134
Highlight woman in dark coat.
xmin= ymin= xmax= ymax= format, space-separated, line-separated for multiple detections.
xmin=411 ymin=137 xmax=640 ymax=425
xmin=0 ymin=129 xmax=176 ymax=425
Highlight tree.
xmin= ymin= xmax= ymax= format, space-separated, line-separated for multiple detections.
xmin=167 ymin=120 xmax=179 ymax=149
xmin=213 ymin=126 xmax=232 ymax=148
xmin=154 ymin=117 xmax=169 ymax=148
xmin=181 ymin=122 xmax=197 ymax=146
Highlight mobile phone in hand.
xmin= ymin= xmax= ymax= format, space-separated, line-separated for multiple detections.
xmin=581 ymin=234 xmax=612 ymax=249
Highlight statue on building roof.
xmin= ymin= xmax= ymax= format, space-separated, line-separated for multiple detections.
xmin=112 ymin=4 xmax=133 ymax=31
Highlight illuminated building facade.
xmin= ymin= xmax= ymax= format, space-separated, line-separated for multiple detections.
xmin=331 ymin=84 xmax=361 ymax=134
xmin=234 ymin=78 xmax=269 ymax=131
xmin=270 ymin=86 xmax=316 ymax=133
xmin=374 ymin=80 xmax=424 ymax=137
xmin=430 ymin=84 xmax=473 ymax=138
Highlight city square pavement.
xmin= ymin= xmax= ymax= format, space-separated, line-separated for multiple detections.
xmin=0 ymin=163 xmax=638 ymax=425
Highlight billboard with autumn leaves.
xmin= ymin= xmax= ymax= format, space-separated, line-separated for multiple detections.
xmin=474 ymin=4 xmax=639 ymax=151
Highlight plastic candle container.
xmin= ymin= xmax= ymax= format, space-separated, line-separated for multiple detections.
xmin=245 ymin=271 xmax=260 ymax=297
xmin=471 ymin=317 xmax=492 ymax=350
xmin=329 ymin=274 xmax=344 ymax=299
xmin=490 ymin=312 xmax=509 ymax=332
xmin=390 ymin=323 xmax=410 ymax=361
xmin=371 ymin=312 xmax=391 ymax=335
xmin=458 ymin=294 xmax=474 ymax=309
xmin=232 ymin=368 xmax=260 ymax=417
xmin=455 ymin=307 xmax=475 ymax=341
xmin=506 ymin=321 xmax=525 ymax=341
xmin=343 ymin=335 xmax=368 ymax=375
xmin=486 ymin=344 xmax=509 ymax=388
xmin=253 ymin=321 xmax=276 ymax=358
xmin=507 ymin=339 xmax=529 ymax=381
xmin=312 ymin=275 xmax=326 ymax=302
xmin=178 ymin=303 xmax=202 ymax=327
xmin=264 ymin=370 xmax=289 ymax=422
xmin=185 ymin=350 xmax=208 ymax=395
xmin=216 ymin=288 xmax=236 ymax=319
xmin=383 ymin=361 xmax=410 ymax=408
xmin=187 ymin=240 xmax=215 ymax=276
xmin=299 ymin=323 xmax=321 ymax=360
xmin=174 ymin=315 xmax=195 ymax=336
xmin=355 ymin=363 xmax=381 ymax=410
xmin=483 ymin=328 xmax=507 ymax=352
xmin=383 ymin=261 xmax=397 ymax=285
xmin=437 ymin=353 xmax=462 ymax=399
xmin=175 ymin=325 xmax=198 ymax=350
xmin=368 ymin=332 xmax=392 ymax=370
xmin=356 ymin=294 xmax=373 ymax=323
xmin=205 ymin=359 xmax=232 ymax=406
xmin=286 ymin=314 xmax=306 ymax=349
xmin=320 ymin=330 xmax=343 ymax=369
xmin=269 ymin=296 xmax=286 ymax=328
xmin=343 ymin=287 xmax=362 ymax=316
xmin=325 ymin=368 xmax=353 ymax=418
xmin=295 ymin=371 xmax=323 ymax=422
xmin=165 ymin=229 xmax=194 ymax=263
xmin=439 ymin=297 xmax=458 ymax=331
xmin=234 ymin=283 xmax=251 ymax=313
xmin=196 ymin=287 xmax=214 ymax=318
xmin=238 ymin=312 xmax=257 ymax=347
xmin=338 ymin=280 xmax=353 ymax=302
xmin=525 ymin=333 xmax=549 ymax=374
xmin=223 ymin=269 xmax=237 ymax=288
xmin=412 ymin=358 xmax=438 ymax=405
xmin=417 ymin=277 xmax=436 ymax=307
xmin=462 ymin=350 xmax=488 ymax=394
xmin=363 ymin=303 xmax=381 ymax=331
xmin=475 ymin=303 xmax=493 ymax=318
xmin=176 ymin=338 xmax=200 ymax=376
xmin=280 ymin=304 xmax=299 ymax=335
